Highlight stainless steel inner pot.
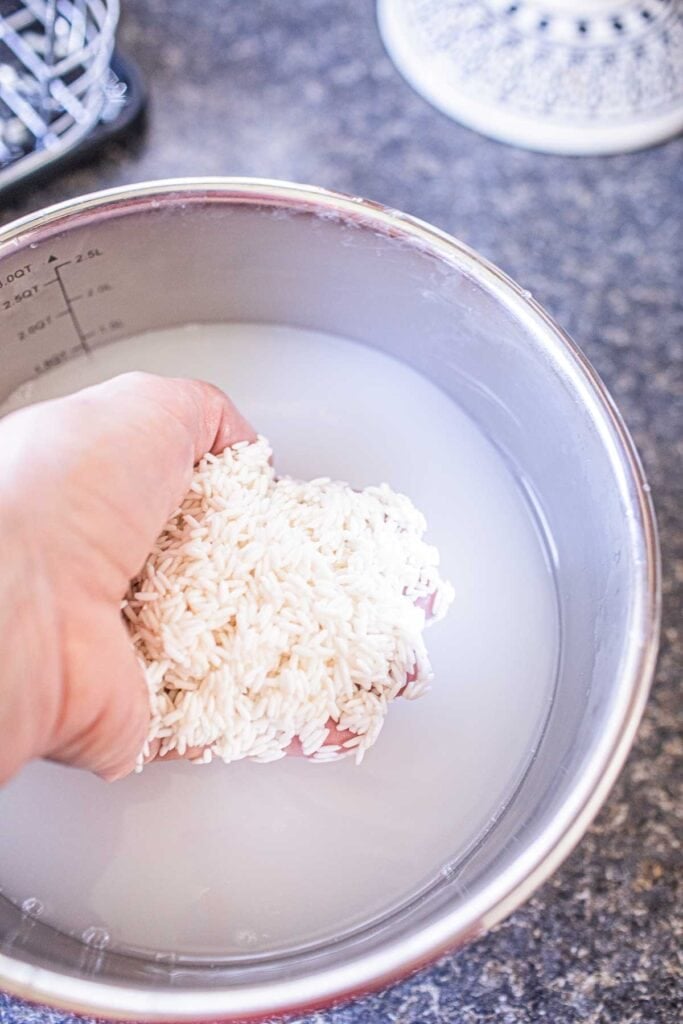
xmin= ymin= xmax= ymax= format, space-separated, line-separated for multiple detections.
xmin=0 ymin=179 xmax=659 ymax=1021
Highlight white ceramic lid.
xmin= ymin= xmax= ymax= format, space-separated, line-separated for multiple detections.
xmin=378 ymin=0 xmax=683 ymax=155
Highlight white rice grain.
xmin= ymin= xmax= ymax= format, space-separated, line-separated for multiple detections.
xmin=124 ymin=436 xmax=453 ymax=767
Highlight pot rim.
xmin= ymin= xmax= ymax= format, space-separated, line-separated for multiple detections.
xmin=0 ymin=177 xmax=661 ymax=1021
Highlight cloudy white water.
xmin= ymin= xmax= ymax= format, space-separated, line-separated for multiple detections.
xmin=0 ymin=323 xmax=559 ymax=957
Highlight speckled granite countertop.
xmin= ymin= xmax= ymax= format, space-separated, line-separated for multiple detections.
xmin=1 ymin=2 xmax=681 ymax=1022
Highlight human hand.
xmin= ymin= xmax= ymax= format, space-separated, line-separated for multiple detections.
xmin=0 ymin=372 xmax=255 ymax=784
xmin=0 ymin=373 xmax=437 ymax=782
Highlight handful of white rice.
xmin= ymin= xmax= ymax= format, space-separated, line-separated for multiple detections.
xmin=123 ymin=436 xmax=454 ymax=766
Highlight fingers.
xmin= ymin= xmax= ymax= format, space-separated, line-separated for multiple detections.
xmin=77 ymin=371 xmax=257 ymax=513
xmin=415 ymin=591 xmax=436 ymax=619
xmin=146 ymin=743 xmax=207 ymax=765
xmin=285 ymin=718 xmax=356 ymax=759
xmin=287 ymin=591 xmax=437 ymax=760
xmin=180 ymin=378 xmax=257 ymax=458
xmin=46 ymin=606 xmax=149 ymax=781
xmin=93 ymin=373 xmax=256 ymax=461
xmin=15 ymin=373 xmax=257 ymax=595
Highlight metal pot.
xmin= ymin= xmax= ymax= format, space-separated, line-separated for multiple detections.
xmin=0 ymin=179 xmax=659 ymax=1021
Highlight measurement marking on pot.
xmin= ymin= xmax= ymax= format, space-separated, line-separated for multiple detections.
xmin=44 ymin=260 xmax=91 ymax=354
xmin=0 ymin=249 xmax=123 ymax=363
xmin=0 ymin=264 xmax=32 ymax=286
xmin=1 ymin=284 xmax=39 ymax=311
xmin=19 ymin=315 xmax=53 ymax=343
